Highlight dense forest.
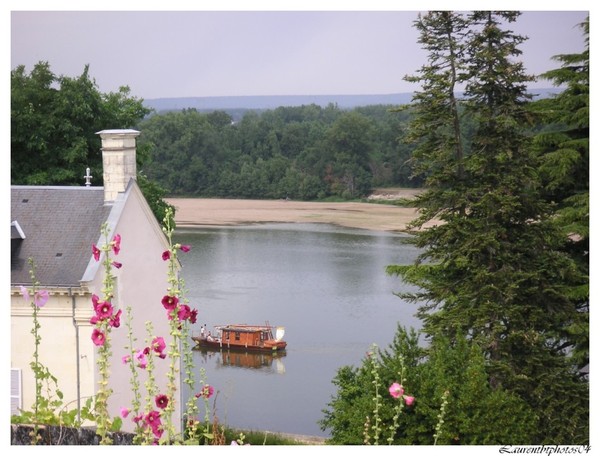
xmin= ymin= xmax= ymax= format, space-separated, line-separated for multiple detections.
xmin=136 ymin=103 xmax=420 ymax=200
xmin=11 ymin=10 xmax=589 ymax=446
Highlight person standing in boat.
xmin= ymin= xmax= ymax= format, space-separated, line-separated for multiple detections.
xmin=201 ymin=324 xmax=206 ymax=339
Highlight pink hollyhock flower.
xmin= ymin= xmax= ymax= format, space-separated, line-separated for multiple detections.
xmin=110 ymin=309 xmax=122 ymax=328
xmin=179 ymin=244 xmax=191 ymax=252
xmin=404 ymin=395 xmax=415 ymax=406
xmin=389 ymin=383 xmax=404 ymax=399
xmin=162 ymin=250 xmax=171 ymax=261
xmin=20 ymin=286 xmax=30 ymax=302
xmin=132 ymin=413 xmax=143 ymax=424
xmin=90 ymin=315 xmax=99 ymax=325
xmin=92 ymin=329 xmax=106 ymax=346
xmin=112 ymin=234 xmax=121 ymax=255
xmin=195 ymin=385 xmax=214 ymax=399
xmin=161 ymin=295 xmax=179 ymax=311
xmin=92 ymin=244 xmax=101 ymax=261
xmin=112 ymin=261 xmax=122 ymax=269
xmin=135 ymin=349 xmax=148 ymax=369
xmin=120 ymin=407 xmax=130 ymax=418
xmin=152 ymin=336 xmax=166 ymax=355
xmin=92 ymin=294 xmax=99 ymax=306
xmin=34 ymin=290 xmax=49 ymax=308
xmin=122 ymin=354 xmax=131 ymax=364
xmin=155 ymin=394 xmax=169 ymax=409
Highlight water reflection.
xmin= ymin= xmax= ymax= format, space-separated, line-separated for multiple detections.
xmin=175 ymin=223 xmax=421 ymax=437
xmin=194 ymin=347 xmax=286 ymax=374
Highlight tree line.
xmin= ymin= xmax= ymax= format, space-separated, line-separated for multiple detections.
xmin=136 ymin=103 xmax=420 ymax=200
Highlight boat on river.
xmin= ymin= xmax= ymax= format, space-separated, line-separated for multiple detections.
xmin=192 ymin=323 xmax=287 ymax=352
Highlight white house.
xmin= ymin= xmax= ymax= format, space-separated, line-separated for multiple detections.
xmin=11 ymin=129 xmax=183 ymax=434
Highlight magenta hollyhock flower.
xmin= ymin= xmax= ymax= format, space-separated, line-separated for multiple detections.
xmin=112 ymin=234 xmax=121 ymax=255
xmin=145 ymin=410 xmax=162 ymax=430
xmin=110 ymin=309 xmax=122 ymax=328
xmin=92 ymin=244 xmax=101 ymax=261
xmin=95 ymin=300 xmax=114 ymax=320
xmin=90 ymin=315 xmax=99 ymax=325
xmin=404 ymin=395 xmax=415 ymax=406
xmin=161 ymin=295 xmax=179 ymax=311
xmin=152 ymin=336 xmax=166 ymax=355
xmin=132 ymin=413 xmax=143 ymax=424
xmin=120 ymin=407 xmax=130 ymax=418
xmin=162 ymin=250 xmax=171 ymax=261
xmin=195 ymin=385 xmax=214 ymax=399
xmin=179 ymin=244 xmax=191 ymax=252
xmin=34 ymin=290 xmax=49 ymax=308
xmin=92 ymin=329 xmax=106 ymax=346
xmin=177 ymin=304 xmax=191 ymax=321
xmin=189 ymin=308 xmax=198 ymax=324
xmin=389 ymin=383 xmax=404 ymax=399
xmin=20 ymin=286 xmax=30 ymax=302
xmin=112 ymin=261 xmax=123 ymax=269
xmin=155 ymin=394 xmax=169 ymax=409
xmin=92 ymin=294 xmax=100 ymax=306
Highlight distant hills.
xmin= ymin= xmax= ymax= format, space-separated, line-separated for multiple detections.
xmin=143 ymin=88 xmax=563 ymax=114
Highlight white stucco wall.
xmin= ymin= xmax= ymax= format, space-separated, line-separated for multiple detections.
xmin=11 ymin=183 xmax=183 ymax=435
xmin=11 ymin=288 xmax=96 ymax=419
xmin=85 ymin=184 xmax=181 ymax=434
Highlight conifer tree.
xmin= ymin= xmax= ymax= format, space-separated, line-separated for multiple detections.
xmin=388 ymin=11 xmax=588 ymax=443
xmin=532 ymin=17 xmax=589 ymax=371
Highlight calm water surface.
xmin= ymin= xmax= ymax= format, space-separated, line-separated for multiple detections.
xmin=174 ymin=223 xmax=421 ymax=437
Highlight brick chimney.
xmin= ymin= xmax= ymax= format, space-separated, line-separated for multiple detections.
xmin=96 ymin=129 xmax=140 ymax=203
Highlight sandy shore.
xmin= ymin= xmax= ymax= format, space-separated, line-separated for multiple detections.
xmin=167 ymin=191 xmax=431 ymax=232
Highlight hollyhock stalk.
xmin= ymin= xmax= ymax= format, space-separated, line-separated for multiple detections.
xmin=91 ymin=223 xmax=123 ymax=444
xmin=159 ymin=207 xmax=183 ymax=442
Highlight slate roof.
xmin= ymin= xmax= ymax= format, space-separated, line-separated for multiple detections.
xmin=11 ymin=186 xmax=112 ymax=287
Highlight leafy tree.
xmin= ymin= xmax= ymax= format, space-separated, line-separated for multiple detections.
xmin=11 ymin=62 xmax=151 ymax=186
xmin=11 ymin=61 xmax=174 ymax=223
xmin=387 ymin=11 xmax=588 ymax=443
xmin=320 ymin=325 xmax=537 ymax=444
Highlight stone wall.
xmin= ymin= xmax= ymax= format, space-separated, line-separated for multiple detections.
xmin=10 ymin=424 xmax=135 ymax=445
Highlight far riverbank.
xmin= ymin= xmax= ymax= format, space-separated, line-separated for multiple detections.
xmin=167 ymin=189 xmax=432 ymax=233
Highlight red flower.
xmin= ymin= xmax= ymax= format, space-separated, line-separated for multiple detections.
xmin=112 ymin=261 xmax=123 ymax=269
xmin=189 ymin=308 xmax=198 ymax=324
xmin=92 ymin=244 xmax=101 ymax=261
xmin=180 ymin=245 xmax=191 ymax=252
xmin=155 ymin=394 xmax=169 ymax=409
xmin=92 ymin=329 xmax=106 ymax=346
xmin=162 ymin=250 xmax=171 ymax=261
xmin=112 ymin=234 xmax=121 ymax=255
xmin=161 ymin=295 xmax=179 ymax=311
xmin=195 ymin=385 xmax=214 ymax=399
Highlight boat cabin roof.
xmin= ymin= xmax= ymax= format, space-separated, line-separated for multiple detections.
xmin=216 ymin=324 xmax=272 ymax=333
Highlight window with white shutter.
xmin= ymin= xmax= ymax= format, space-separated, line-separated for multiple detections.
xmin=11 ymin=368 xmax=22 ymax=416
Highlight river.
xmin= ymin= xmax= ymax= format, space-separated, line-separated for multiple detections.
xmin=174 ymin=223 xmax=421 ymax=438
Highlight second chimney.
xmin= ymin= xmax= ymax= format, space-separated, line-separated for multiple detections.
xmin=97 ymin=129 xmax=140 ymax=203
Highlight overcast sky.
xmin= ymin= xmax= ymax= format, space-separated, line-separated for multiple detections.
xmin=9 ymin=6 xmax=590 ymax=100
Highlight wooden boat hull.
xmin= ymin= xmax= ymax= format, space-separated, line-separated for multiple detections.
xmin=192 ymin=336 xmax=287 ymax=353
